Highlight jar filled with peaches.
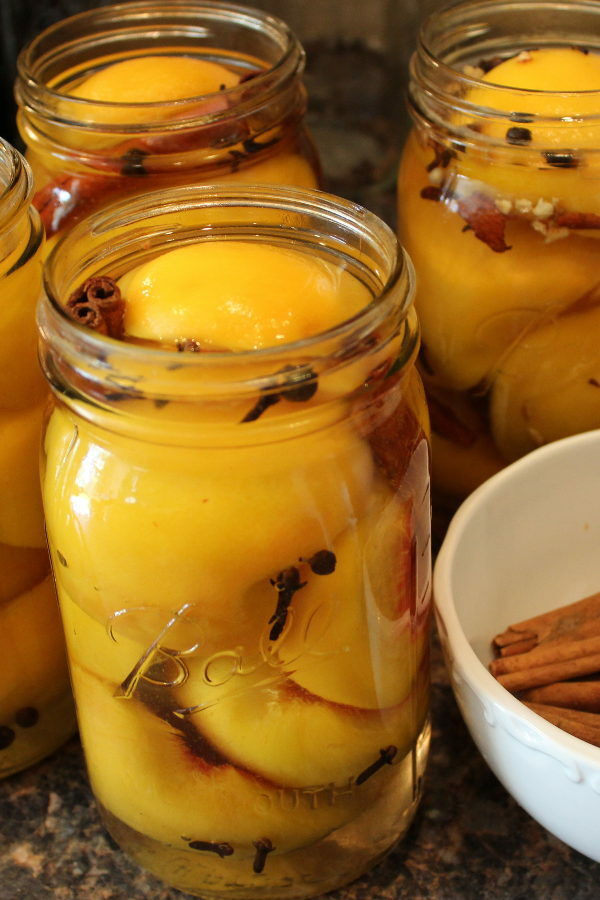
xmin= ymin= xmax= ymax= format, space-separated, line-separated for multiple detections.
xmin=397 ymin=0 xmax=600 ymax=513
xmin=15 ymin=0 xmax=320 ymax=248
xmin=0 ymin=137 xmax=75 ymax=777
xmin=37 ymin=183 xmax=431 ymax=899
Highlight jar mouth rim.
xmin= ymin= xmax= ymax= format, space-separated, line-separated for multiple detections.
xmin=419 ymin=51 xmax=600 ymax=101
xmin=0 ymin=138 xmax=33 ymax=232
xmin=417 ymin=0 xmax=600 ymax=103
xmin=408 ymin=59 xmax=600 ymax=139
xmin=17 ymin=0 xmax=302 ymax=130
xmin=41 ymin=183 xmax=412 ymax=372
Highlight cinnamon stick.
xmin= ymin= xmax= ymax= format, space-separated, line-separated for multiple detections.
xmin=520 ymin=681 xmax=600 ymax=713
xmin=490 ymin=634 xmax=600 ymax=677
xmin=496 ymin=636 xmax=538 ymax=657
xmin=524 ymin=702 xmax=600 ymax=748
xmin=456 ymin=191 xmax=511 ymax=253
xmin=496 ymin=651 xmax=600 ymax=693
xmin=493 ymin=628 xmax=537 ymax=650
xmin=32 ymin=89 xmax=260 ymax=237
xmin=65 ymin=276 xmax=124 ymax=338
xmin=492 ymin=592 xmax=600 ymax=657
xmin=490 ymin=592 xmax=600 ymax=746
xmin=427 ymin=394 xmax=477 ymax=448
xmin=34 ymin=173 xmax=124 ymax=237
xmin=553 ymin=211 xmax=600 ymax=231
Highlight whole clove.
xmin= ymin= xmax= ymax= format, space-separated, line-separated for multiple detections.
xmin=15 ymin=707 xmax=39 ymax=728
xmin=506 ymin=126 xmax=532 ymax=145
xmin=0 ymin=726 xmax=15 ymax=750
xmin=355 ymin=746 xmax=397 ymax=785
xmin=188 ymin=840 xmax=234 ymax=858
xmin=240 ymin=366 xmax=318 ymax=423
xmin=268 ymin=566 xmax=307 ymax=641
xmin=301 ymin=550 xmax=337 ymax=575
xmin=252 ymin=838 xmax=275 ymax=874
xmin=543 ymin=151 xmax=579 ymax=169
xmin=120 ymin=147 xmax=148 ymax=176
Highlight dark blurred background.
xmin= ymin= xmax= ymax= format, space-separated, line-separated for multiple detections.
xmin=0 ymin=0 xmax=446 ymax=214
xmin=0 ymin=0 xmax=110 ymax=144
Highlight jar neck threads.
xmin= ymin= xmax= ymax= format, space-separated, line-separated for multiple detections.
xmin=39 ymin=183 xmax=418 ymax=439
xmin=16 ymin=0 xmax=308 ymax=173
xmin=409 ymin=0 xmax=600 ymax=150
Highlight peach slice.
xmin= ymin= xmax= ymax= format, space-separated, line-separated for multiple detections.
xmin=68 ymin=56 xmax=240 ymax=106
xmin=490 ymin=303 xmax=600 ymax=461
xmin=117 ymin=242 xmax=371 ymax=348
xmin=45 ymin=53 xmax=243 ymax=174
xmin=43 ymin=404 xmax=374 ymax=624
xmin=0 ymin=248 xmax=47 ymax=409
xmin=72 ymin=664 xmax=389 ymax=854
xmin=272 ymin=478 xmax=430 ymax=710
xmin=174 ymin=663 xmax=420 ymax=788
xmin=466 ymin=49 xmax=600 ymax=146
xmin=0 ymin=576 xmax=69 ymax=721
xmin=59 ymin=589 xmax=153 ymax=686
xmin=0 ymin=400 xmax=46 ymax=547
xmin=458 ymin=49 xmax=600 ymax=215
xmin=398 ymin=133 xmax=600 ymax=392
xmin=60 ymin=55 xmax=239 ymax=131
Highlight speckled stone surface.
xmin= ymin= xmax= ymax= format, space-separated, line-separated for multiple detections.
xmin=1 ymin=635 xmax=599 ymax=900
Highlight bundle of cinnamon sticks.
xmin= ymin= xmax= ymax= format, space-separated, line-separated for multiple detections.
xmin=490 ymin=591 xmax=600 ymax=747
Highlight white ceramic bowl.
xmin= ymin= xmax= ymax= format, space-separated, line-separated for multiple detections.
xmin=434 ymin=430 xmax=600 ymax=862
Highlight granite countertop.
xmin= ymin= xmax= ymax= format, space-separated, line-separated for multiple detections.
xmin=1 ymin=635 xmax=598 ymax=900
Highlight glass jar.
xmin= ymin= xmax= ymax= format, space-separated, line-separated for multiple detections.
xmin=38 ymin=183 xmax=431 ymax=899
xmin=397 ymin=0 xmax=600 ymax=514
xmin=15 ymin=0 xmax=320 ymax=245
xmin=0 ymin=137 xmax=75 ymax=778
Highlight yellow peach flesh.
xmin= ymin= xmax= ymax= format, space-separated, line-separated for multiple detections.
xmin=34 ymin=51 xmax=319 ymax=244
xmin=118 ymin=242 xmax=371 ymax=349
xmin=459 ymin=49 xmax=600 ymax=212
xmin=72 ymin=664 xmax=390 ymax=853
xmin=68 ymin=56 xmax=239 ymax=105
xmin=44 ymin=241 xmax=375 ymax=628
xmin=0 ymin=401 xmax=47 ymax=547
xmin=0 ymin=577 xmax=69 ymax=720
xmin=278 ymin=482 xmax=429 ymax=710
xmin=0 ymin=239 xmax=46 ymax=409
xmin=490 ymin=302 xmax=600 ymax=461
xmin=471 ymin=49 xmax=600 ymax=142
xmin=44 ymin=404 xmax=374 ymax=625
xmin=398 ymin=134 xmax=600 ymax=392
xmin=172 ymin=666 xmax=419 ymax=788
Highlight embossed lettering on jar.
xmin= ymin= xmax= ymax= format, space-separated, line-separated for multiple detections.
xmin=16 ymin=0 xmax=320 ymax=247
xmin=397 ymin=0 xmax=600 ymax=507
xmin=38 ymin=184 xmax=432 ymax=899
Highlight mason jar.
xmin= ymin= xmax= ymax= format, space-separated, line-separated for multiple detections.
xmin=397 ymin=0 xmax=600 ymax=513
xmin=15 ymin=0 xmax=320 ymax=247
xmin=38 ymin=183 xmax=431 ymax=899
xmin=0 ymin=137 xmax=75 ymax=778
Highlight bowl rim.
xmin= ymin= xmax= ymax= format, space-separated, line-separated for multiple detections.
xmin=433 ymin=429 xmax=600 ymax=767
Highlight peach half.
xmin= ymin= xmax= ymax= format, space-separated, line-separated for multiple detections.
xmin=72 ymin=664 xmax=390 ymax=855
